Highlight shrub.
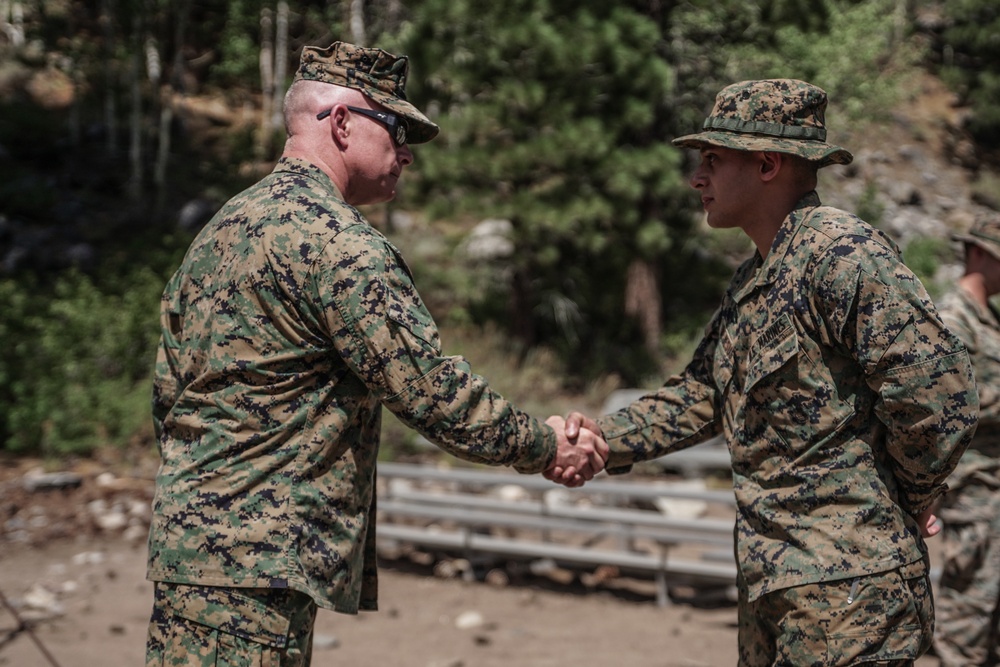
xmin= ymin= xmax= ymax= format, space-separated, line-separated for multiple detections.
xmin=0 ymin=269 xmax=163 ymax=455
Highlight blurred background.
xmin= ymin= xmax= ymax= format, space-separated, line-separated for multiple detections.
xmin=1 ymin=0 xmax=999 ymax=465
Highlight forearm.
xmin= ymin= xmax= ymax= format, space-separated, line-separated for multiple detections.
xmin=595 ymin=376 xmax=719 ymax=474
xmin=382 ymin=356 xmax=557 ymax=473
xmin=874 ymin=349 xmax=979 ymax=514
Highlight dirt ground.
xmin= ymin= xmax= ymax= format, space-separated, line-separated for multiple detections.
xmin=0 ymin=536 xmax=946 ymax=667
xmin=0 ymin=456 xmax=942 ymax=667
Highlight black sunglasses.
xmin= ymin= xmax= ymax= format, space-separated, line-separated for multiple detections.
xmin=316 ymin=106 xmax=408 ymax=146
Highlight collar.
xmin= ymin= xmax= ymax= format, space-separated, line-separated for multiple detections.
xmin=271 ymin=157 xmax=346 ymax=201
xmin=730 ymin=191 xmax=821 ymax=303
xmin=957 ymin=284 xmax=1000 ymax=330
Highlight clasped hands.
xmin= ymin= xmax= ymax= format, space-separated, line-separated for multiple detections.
xmin=543 ymin=411 xmax=608 ymax=488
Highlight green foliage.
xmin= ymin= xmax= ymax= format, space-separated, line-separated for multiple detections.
xmin=857 ymin=179 xmax=886 ymax=228
xmin=213 ymin=0 xmax=269 ymax=85
xmin=7 ymin=0 xmax=999 ymax=459
xmin=970 ymin=168 xmax=1000 ymax=210
xmin=0 ymin=269 xmax=163 ymax=455
xmin=902 ymin=236 xmax=952 ymax=297
xmin=725 ymin=0 xmax=920 ymax=122
xmin=932 ymin=0 xmax=1000 ymax=151
xmin=392 ymin=0 xmax=928 ymax=383
xmin=399 ymin=0 xmax=697 ymax=381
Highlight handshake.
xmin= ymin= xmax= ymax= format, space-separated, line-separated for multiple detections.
xmin=542 ymin=412 xmax=609 ymax=488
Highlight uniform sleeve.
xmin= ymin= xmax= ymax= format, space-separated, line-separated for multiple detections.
xmin=938 ymin=294 xmax=978 ymax=353
xmin=595 ymin=308 xmax=723 ymax=474
xmin=810 ymin=236 xmax=979 ymax=515
xmin=151 ymin=274 xmax=186 ymax=451
xmin=939 ymin=293 xmax=1000 ymax=436
xmin=311 ymin=227 xmax=555 ymax=474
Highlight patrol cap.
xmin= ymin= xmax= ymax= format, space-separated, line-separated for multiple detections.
xmin=673 ymin=79 xmax=853 ymax=168
xmin=953 ymin=213 xmax=1000 ymax=262
xmin=293 ymin=41 xmax=439 ymax=144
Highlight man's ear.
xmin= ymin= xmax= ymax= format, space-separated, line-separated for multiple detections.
xmin=329 ymin=105 xmax=351 ymax=147
xmin=759 ymin=151 xmax=781 ymax=181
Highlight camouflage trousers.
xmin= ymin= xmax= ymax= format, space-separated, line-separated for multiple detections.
xmin=933 ymin=477 xmax=1000 ymax=667
xmin=738 ymin=560 xmax=933 ymax=667
xmin=145 ymin=582 xmax=318 ymax=667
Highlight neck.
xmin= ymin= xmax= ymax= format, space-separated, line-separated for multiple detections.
xmin=748 ymin=192 xmax=809 ymax=258
xmin=283 ymin=142 xmax=349 ymax=194
xmin=959 ymin=272 xmax=990 ymax=308
xmin=748 ymin=217 xmax=784 ymax=259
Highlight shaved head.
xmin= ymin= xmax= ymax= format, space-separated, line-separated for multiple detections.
xmin=283 ymin=80 xmax=367 ymax=137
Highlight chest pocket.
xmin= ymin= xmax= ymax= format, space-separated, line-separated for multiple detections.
xmin=745 ymin=315 xmax=799 ymax=392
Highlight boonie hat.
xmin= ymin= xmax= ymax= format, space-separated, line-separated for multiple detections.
xmin=953 ymin=213 xmax=1000 ymax=263
xmin=293 ymin=41 xmax=439 ymax=144
xmin=673 ymin=79 xmax=853 ymax=168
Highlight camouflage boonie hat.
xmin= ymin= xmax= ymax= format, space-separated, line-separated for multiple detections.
xmin=673 ymin=79 xmax=853 ymax=168
xmin=953 ymin=213 xmax=1000 ymax=262
xmin=293 ymin=41 xmax=439 ymax=144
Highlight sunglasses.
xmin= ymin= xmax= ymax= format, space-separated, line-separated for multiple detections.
xmin=316 ymin=106 xmax=408 ymax=146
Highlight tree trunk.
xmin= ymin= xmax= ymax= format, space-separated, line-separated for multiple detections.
xmin=154 ymin=104 xmax=172 ymax=208
xmin=99 ymin=0 xmax=117 ymax=155
xmin=11 ymin=0 xmax=21 ymax=46
xmin=258 ymin=7 xmax=274 ymax=162
xmin=171 ymin=0 xmax=191 ymax=93
xmin=510 ymin=267 xmax=536 ymax=364
xmin=0 ymin=0 xmax=24 ymax=47
xmin=350 ymin=0 xmax=366 ymax=45
xmin=128 ymin=15 xmax=142 ymax=201
xmin=271 ymin=1 xmax=288 ymax=135
xmin=624 ymin=258 xmax=661 ymax=357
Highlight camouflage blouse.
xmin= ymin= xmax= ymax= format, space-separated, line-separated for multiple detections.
xmin=937 ymin=285 xmax=1000 ymax=474
xmin=597 ymin=192 xmax=978 ymax=602
xmin=147 ymin=158 xmax=555 ymax=613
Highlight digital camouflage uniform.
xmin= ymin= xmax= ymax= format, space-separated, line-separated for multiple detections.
xmin=146 ymin=43 xmax=557 ymax=666
xmin=933 ymin=220 xmax=1000 ymax=667
xmin=597 ymin=80 xmax=979 ymax=667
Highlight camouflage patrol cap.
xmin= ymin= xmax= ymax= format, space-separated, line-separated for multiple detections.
xmin=673 ymin=79 xmax=853 ymax=168
xmin=953 ymin=213 xmax=1000 ymax=263
xmin=294 ymin=41 xmax=439 ymax=144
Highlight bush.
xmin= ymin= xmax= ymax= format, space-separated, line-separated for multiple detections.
xmin=902 ymin=236 xmax=953 ymax=298
xmin=0 ymin=269 xmax=163 ymax=455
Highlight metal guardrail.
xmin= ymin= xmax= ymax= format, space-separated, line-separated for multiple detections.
xmin=406 ymin=437 xmax=732 ymax=478
xmin=377 ymin=461 xmax=736 ymax=505
xmin=376 ymin=462 xmax=737 ymax=606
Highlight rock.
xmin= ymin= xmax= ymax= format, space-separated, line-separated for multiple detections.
xmin=460 ymin=219 xmax=514 ymax=261
xmin=490 ymin=484 xmax=530 ymax=504
xmin=652 ymin=479 xmax=709 ymax=519
xmin=22 ymin=470 xmax=83 ymax=492
xmin=123 ymin=523 xmax=148 ymax=545
xmin=528 ymin=559 xmax=575 ymax=585
xmin=433 ymin=558 xmax=470 ymax=580
xmin=483 ymin=568 xmax=509 ymax=588
xmin=72 ymin=551 xmax=106 ymax=566
xmin=313 ymin=633 xmax=340 ymax=650
xmin=580 ymin=564 xmax=620 ymax=589
xmin=454 ymin=610 xmax=484 ymax=630
xmin=22 ymin=582 xmax=64 ymax=616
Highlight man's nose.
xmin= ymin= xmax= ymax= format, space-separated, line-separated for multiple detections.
xmin=397 ymin=144 xmax=414 ymax=166
xmin=689 ymin=166 xmax=706 ymax=189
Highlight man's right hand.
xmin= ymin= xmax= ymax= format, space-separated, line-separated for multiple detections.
xmin=543 ymin=413 xmax=608 ymax=487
